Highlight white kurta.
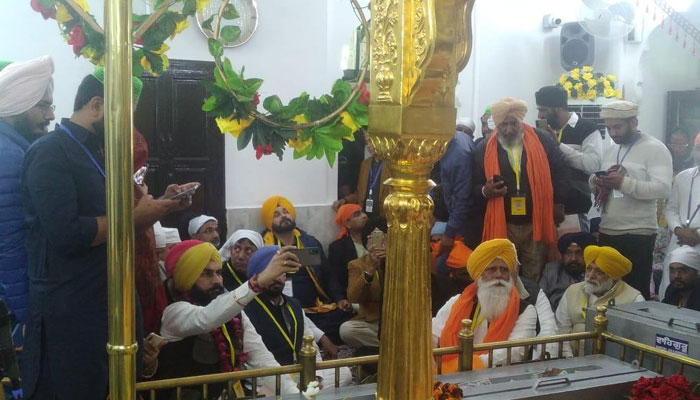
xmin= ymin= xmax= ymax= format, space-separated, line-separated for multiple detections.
xmin=432 ymin=294 xmax=538 ymax=367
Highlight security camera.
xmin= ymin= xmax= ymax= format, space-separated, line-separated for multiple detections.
xmin=543 ymin=14 xmax=563 ymax=29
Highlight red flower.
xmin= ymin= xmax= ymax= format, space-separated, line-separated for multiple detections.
xmin=252 ymin=92 xmax=260 ymax=108
xmin=31 ymin=0 xmax=56 ymax=20
xmin=68 ymin=24 xmax=86 ymax=55
xmin=358 ymin=81 xmax=370 ymax=106
xmin=255 ymin=144 xmax=274 ymax=159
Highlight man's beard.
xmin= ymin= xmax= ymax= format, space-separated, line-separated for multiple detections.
xmin=272 ymin=217 xmax=296 ymax=234
xmin=564 ymin=261 xmax=585 ymax=277
xmin=497 ymin=130 xmax=523 ymax=148
xmin=583 ymin=278 xmax=614 ymax=296
xmin=262 ymin=283 xmax=284 ymax=299
xmin=476 ymin=277 xmax=513 ymax=321
xmin=13 ymin=114 xmax=47 ymax=143
xmin=92 ymin=119 xmax=105 ymax=140
xmin=189 ymin=283 xmax=225 ymax=306
xmin=611 ymin=125 xmax=636 ymax=145
xmin=209 ymin=237 xmax=221 ymax=248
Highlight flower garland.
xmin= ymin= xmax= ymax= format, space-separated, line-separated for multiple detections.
xmin=556 ymin=66 xmax=623 ymax=101
xmin=211 ymin=316 xmax=246 ymax=372
xmin=629 ymin=374 xmax=699 ymax=400
xmin=432 ymin=381 xmax=464 ymax=400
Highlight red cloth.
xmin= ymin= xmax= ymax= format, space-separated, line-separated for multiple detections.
xmin=335 ymin=204 xmax=362 ymax=239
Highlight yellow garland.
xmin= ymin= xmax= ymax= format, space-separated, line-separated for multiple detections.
xmin=55 ymin=3 xmax=73 ymax=24
xmin=340 ymin=111 xmax=360 ymax=133
xmin=216 ymin=116 xmax=253 ymax=138
xmin=170 ymin=19 xmax=189 ymax=40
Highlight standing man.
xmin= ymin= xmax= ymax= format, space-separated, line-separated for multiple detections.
xmin=188 ymin=215 xmax=220 ymax=247
xmin=475 ymin=105 xmax=495 ymax=146
xmin=536 ymin=86 xmax=602 ymax=232
xmin=0 ymin=56 xmax=54 ymax=338
xmin=473 ymin=98 xmax=571 ymax=281
xmin=592 ymin=101 xmax=672 ymax=299
xmin=21 ymin=72 xmax=189 ymax=398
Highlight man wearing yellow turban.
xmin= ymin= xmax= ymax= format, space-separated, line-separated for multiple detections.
xmin=555 ymin=245 xmax=643 ymax=356
xmin=259 ymin=196 xmax=353 ymax=343
xmin=159 ymin=240 xmax=301 ymax=396
xmin=432 ymin=239 xmax=537 ymax=373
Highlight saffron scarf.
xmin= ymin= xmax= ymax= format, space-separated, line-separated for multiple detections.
xmin=439 ymin=282 xmax=521 ymax=373
xmin=482 ymin=124 xmax=556 ymax=246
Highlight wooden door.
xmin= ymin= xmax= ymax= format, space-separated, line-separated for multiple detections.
xmin=134 ymin=59 xmax=227 ymax=240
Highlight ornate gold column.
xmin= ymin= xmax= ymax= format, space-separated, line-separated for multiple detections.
xmin=104 ymin=0 xmax=137 ymax=399
xmin=370 ymin=1 xmax=474 ymax=398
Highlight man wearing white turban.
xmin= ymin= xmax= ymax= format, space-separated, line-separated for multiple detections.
xmin=662 ymin=246 xmax=700 ymax=311
xmin=0 ymin=55 xmax=54 ymax=340
xmin=219 ymin=229 xmax=265 ymax=290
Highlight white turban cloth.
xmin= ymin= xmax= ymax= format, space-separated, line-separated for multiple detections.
xmin=669 ymin=246 xmax=700 ymax=273
xmin=0 ymin=56 xmax=54 ymax=117
xmin=219 ymin=229 xmax=264 ymax=262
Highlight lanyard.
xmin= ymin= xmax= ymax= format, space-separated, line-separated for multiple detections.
xmin=226 ymin=262 xmax=245 ymax=286
xmin=580 ymin=296 xmax=588 ymax=321
xmin=59 ymin=124 xmax=105 ymax=179
xmin=616 ymin=133 xmax=641 ymax=165
xmin=557 ymin=128 xmax=564 ymax=143
xmin=220 ymin=324 xmax=236 ymax=367
xmin=276 ymin=235 xmax=302 ymax=249
xmin=471 ymin=303 xmax=485 ymax=331
xmin=368 ymin=161 xmax=384 ymax=196
xmin=687 ymin=171 xmax=700 ymax=225
xmin=254 ymin=297 xmax=298 ymax=361
xmin=505 ymin=145 xmax=523 ymax=191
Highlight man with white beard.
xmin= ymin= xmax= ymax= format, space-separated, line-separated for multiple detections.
xmin=556 ymin=245 xmax=643 ymax=356
xmin=433 ymin=239 xmax=537 ymax=372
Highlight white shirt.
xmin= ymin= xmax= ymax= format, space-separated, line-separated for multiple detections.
xmin=532 ymin=289 xmax=558 ymax=360
xmin=432 ymin=294 xmax=537 ymax=367
xmin=559 ymin=113 xmax=603 ymax=175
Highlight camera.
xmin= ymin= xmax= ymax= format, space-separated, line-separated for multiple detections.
xmin=543 ymin=14 xmax=563 ymax=29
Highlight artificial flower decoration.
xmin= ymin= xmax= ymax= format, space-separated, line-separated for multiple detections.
xmin=556 ymin=66 xmax=623 ymax=101
xmin=216 ymin=116 xmax=254 ymax=138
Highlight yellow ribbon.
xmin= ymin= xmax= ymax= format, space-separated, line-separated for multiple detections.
xmin=505 ymin=145 xmax=523 ymax=191
xmin=254 ymin=297 xmax=299 ymax=362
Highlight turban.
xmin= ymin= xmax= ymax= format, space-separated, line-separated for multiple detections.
xmin=456 ymin=117 xmax=476 ymax=133
xmin=91 ymin=66 xmax=144 ymax=105
xmin=335 ymin=204 xmax=362 ymax=239
xmin=490 ymin=97 xmax=528 ymax=126
xmin=188 ymin=215 xmax=218 ymax=236
xmin=0 ymin=55 xmax=54 ymax=117
xmin=668 ymin=246 xmax=700 ymax=272
xmin=584 ymin=246 xmax=632 ymax=280
xmin=483 ymin=105 xmax=491 ymax=116
xmin=219 ymin=229 xmax=264 ymax=262
xmin=536 ymin=86 xmax=568 ymax=108
xmin=431 ymin=222 xmax=447 ymax=236
xmin=165 ymin=240 xmax=221 ymax=292
xmin=557 ymin=232 xmax=596 ymax=255
xmin=247 ymin=245 xmax=279 ymax=278
xmin=153 ymin=222 xmax=166 ymax=249
xmin=466 ymin=238 xmax=518 ymax=280
xmin=600 ymin=101 xmax=638 ymax=119
xmin=0 ymin=61 xmax=12 ymax=71
xmin=694 ymin=131 xmax=700 ymax=146
xmin=261 ymin=196 xmax=296 ymax=231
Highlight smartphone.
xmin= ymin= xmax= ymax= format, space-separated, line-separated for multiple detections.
xmin=288 ymin=248 xmax=322 ymax=266
xmin=370 ymin=229 xmax=385 ymax=248
xmin=133 ymin=165 xmax=148 ymax=185
xmin=165 ymin=184 xmax=200 ymax=200
xmin=594 ymin=170 xmax=609 ymax=177
xmin=146 ymin=332 xmax=166 ymax=347
xmin=535 ymin=119 xmax=549 ymax=130
xmin=492 ymin=174 xmax=504 ymax=184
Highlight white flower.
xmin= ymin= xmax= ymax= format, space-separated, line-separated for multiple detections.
xmin=302 ymin=380 xmax=321 ymax=399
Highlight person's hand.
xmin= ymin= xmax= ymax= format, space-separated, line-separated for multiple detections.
xmin=134 ymin=187 xmax=180 ymax=230
xmin=675 ymin=227 xmax=700 ymax=246
xmin=553 ymin=204 xmax=565 ymax=225
xmin=337 ymin=299 xmax=353 ymax=313
xmin=257 ymin=246 xmax=302 ymax=286
xmin=160 ymin=182 xmax=200 ymax=211
xmin=483 ymin=178 xmax=507 ymax=198
xmin=143 ymin=335 xmax=168 ymax=377
xmin=366 ymin=243 xmax=386 ymax=273
xmin=438 ymin=235 xmax=454 ymax=256
xmin=319 ymin=335 xmax=338 ymax=360
xmin=332 ymin=198 xmax=346 ymax=212
xmin=599 ymin=171 xmax=624 ymax=190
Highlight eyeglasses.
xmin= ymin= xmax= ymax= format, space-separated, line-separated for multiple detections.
xmin=200 ymin=227 xmax=218 ymax=235
xmin=35 ymin=103 xmax=56 ymax=113
xmin=668 ymin=143 xmax=689 ymax=150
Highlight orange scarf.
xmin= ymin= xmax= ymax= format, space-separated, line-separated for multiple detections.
xmin=439 ymin=282 xmax=521 ymax=373
xmin=482 ymin=124 xmax=556 ymax=246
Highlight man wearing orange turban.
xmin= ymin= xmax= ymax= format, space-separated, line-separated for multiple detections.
xmin=555 ymin=245 xmax=643 ymax=356
xmin=328 ymin=204 xmax=368 ymax=298
xmin=259 ymin=196 xmax=354 ymax=343
xmin=432 ymin=239 xmax=537 ymax=373
xmin=473 ymin=97 xmax=571 ymax=281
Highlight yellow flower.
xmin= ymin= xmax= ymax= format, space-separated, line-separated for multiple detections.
xmin=607 ymin=74 xmax=617 ymax=82
xmin=574 ymin=82 xmax=583 ymax=91
xmin=140 ymin=56 xmax=152 ymax=73
xmin=288 ymin=136 xmax=312 ymax=152
xmin=170 ymin=19 xmax=189 ymax=40
xmin=73 ymin=0 xmax=89 ymax=11
xmin=340 ymin=111 xmax=360 ymax=133
xmin=587 ymin=89 xmax=597 ymax=100
xmin=603 ymin=79 xmax=611 ymax=89
xmin=153 ymin=44 xmax=170 ymax=54
xmin=160 ymin=54 xmax=169 ymax=71
xmin=292 ymin=114 xmax=308 ymax=125
xmin=603 ymin=87 xmax=616 ymax=98
xmin=55 ymin=3 xmax=73 ymax=24
xmin=582 ymin=72 xmax=593 ymax=81
xmin=558 ymin=73 xmax=567 ymax=85
xmin=216 ymin=116 xmax=253 ymax=138
xmin=565 ymin=88 xmax=571 ymax=98
xmin=80 ymin=46 xmax=98 ymax=62
xmin=587 ymin=79 xmax=598 ymax=89
xmin=582 ymin=66 xmax=593 ymax=72
xmin=563 ymin=81 xmax=573 ymax=90
xmin=614 ymin=90 xmax=622 ymax=99
xmin=570 ymin=68 xmax=580 ymax=80
xmin=196 ymin=0 xmax=211 ymax=12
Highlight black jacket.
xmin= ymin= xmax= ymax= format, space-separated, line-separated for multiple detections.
xmin=328 ymin=235 xmax=360 ymax=298
xmin=663 ymin=283 xmax=700 ymax=312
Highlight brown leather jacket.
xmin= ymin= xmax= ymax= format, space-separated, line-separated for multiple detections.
xmin=347 ymin=254 xmax=382 ymax=322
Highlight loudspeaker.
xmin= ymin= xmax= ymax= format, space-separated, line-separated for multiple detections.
xmin=560 ymin=22 xmax=595 ymax=70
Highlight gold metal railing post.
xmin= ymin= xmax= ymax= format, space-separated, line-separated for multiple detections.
xmin=104 ymin=0 xmax=137 ymax=399
xmin=299 ymin=334 xmax=317 ymax=391
xmin=458 ymin=319 xmax=474 ymax=372
xmin=370 ymin=0 xmax=475 ymax=398
xmin=592 ymin=305 xmax=608 ymax=355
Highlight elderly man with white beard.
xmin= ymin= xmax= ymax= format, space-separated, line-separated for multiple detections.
xmin=433 ymin=239 xmax=537 ymax=372
xmin=556 ymin=245 xmax=643 ymax=356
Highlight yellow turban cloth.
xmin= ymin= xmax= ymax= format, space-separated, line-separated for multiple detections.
xmin=583 ymin=245 xmax=632 ymax=280
xmin=261 ymin=196 xmax=296 ymax=231
xmin=490 ymin=97 xmax=528 ymax=126
xmin=172 ymin=241 xmax=221 ymax=292
xmin=466 ymin=238 xmax=518 ymax=280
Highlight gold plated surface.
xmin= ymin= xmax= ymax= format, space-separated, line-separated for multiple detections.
xmin=104 ymin=0 xmax=136 ymax=398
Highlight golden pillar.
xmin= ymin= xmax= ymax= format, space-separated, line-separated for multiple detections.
xmin=104 ymin=0 xmax=137 ymax=398
xmin=370 ymin=0 xmax=475 ymax=398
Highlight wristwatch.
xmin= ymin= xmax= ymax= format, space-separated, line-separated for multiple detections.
xmin=363 ymin=271 xmax=374 ymax=282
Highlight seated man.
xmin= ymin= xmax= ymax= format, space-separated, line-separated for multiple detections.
xmin=539 ymin=233 xmax=596 ymax=310
xmin=245 ymin=247 xmax=352 ymax=391
xmin=157 ymin=240 xmax=301 ymax=397
xmin=188 ymin=215 xmax=220 ymax=247
xmin=154 ymin=221 xmax=181 ymax=281
xmin=219 ymin=229 xmax=264 ymax=291
xmin=556 ymin=245 xmax=643 ymax=356
xmin=260 ymin=196 xmax=353 ymax=343
xmin=328 ymin=204 xmax=368 ymax=297
xmin=433 ymin=239 xmax=537 ymax=372
xmin=663 ymin=246 xmax=700 ymax=311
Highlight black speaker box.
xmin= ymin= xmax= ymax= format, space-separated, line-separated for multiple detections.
xmin=560 ymin=22 xmax=595 ymax=70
